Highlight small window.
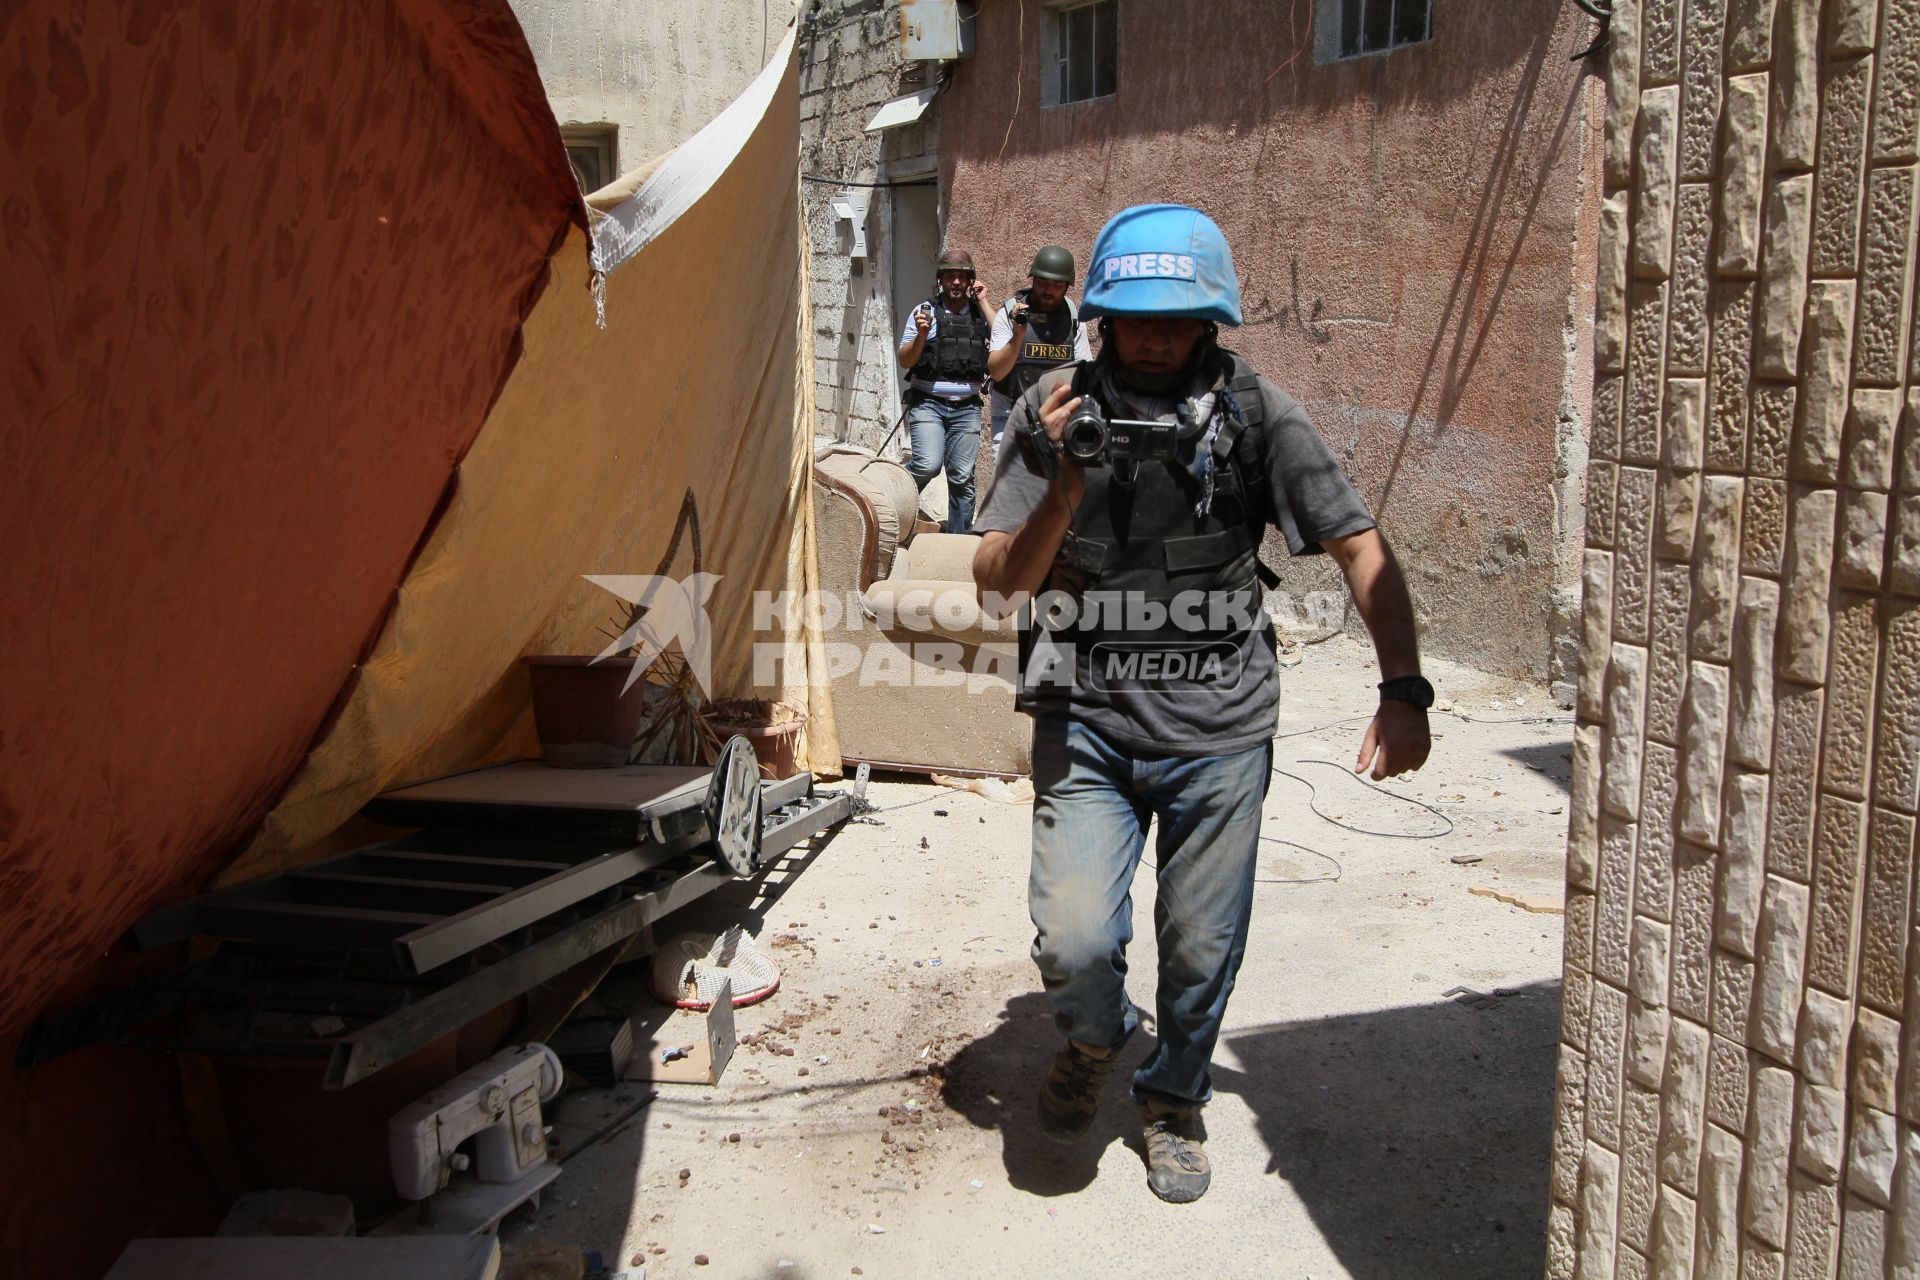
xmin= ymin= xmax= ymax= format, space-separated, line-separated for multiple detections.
xmin=1048 ymin=0 xmax=1116 ymax=105
xmin=559 ymin=125 xmax=617 ymax=195
xmin=1319 ymin=0 xmax=1431 ymax=61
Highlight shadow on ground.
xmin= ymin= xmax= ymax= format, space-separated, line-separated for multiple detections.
xmin=1216 ymin=979 xmax=1560 ymax=1278
xmin=1497 ymin=741 xmax=1575 ymax=791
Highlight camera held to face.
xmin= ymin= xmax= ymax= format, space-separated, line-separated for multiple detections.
xmin=1061 ymin=397 xmax=1181 ymax=466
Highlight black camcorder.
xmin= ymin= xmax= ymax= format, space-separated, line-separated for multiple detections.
xmin=1061 ymin=397 xmax=1181 ymax=466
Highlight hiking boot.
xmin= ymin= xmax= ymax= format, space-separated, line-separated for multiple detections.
xmin=1139 ymin=1097 xmax=1210 ymax=1203
xmin=1036 ymin=1040 xmax=1116 ymax=1141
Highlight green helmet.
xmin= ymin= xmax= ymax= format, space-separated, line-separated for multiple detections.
xmin=1029 ymin=244 xmax=1075 ymax=284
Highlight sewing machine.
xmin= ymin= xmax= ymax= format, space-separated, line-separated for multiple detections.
xmin=380 ymin=1043 xmax=565 ymax=1235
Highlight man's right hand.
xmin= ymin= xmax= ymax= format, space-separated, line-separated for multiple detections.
xmin=1037 ymin=382 xmax=1085 ymax=506
xmin=913 ymin=308 xmax=932 ymax=339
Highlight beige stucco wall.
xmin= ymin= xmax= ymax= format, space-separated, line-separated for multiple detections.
xmin=511 ymin=0 xmax=793 ymax=174
xmin=1553 ymin=0 xmax=1920 ymax=1275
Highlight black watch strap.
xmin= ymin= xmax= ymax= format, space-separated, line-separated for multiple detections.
xmin=1378 ymin=675 xmax=1435 ymax=709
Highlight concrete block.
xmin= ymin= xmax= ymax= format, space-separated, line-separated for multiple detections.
xmin=1901 ymin=392 xmax=1920 ymax=491
xmin=1569 ymin=883 xmax=1599 ymax=975
xmin=1548 ymin=1201 xmax=1579 ymax=1280
xmin=1657 ymin=472 xmax=1701 ymax=562
xmin=1640 ymin=0 xmax=1680 ymax=84
xmin=1679 ymin=663 xmax=1730 ymax=846
xmin=1857 ymin=809 xmax=1915 ymax=1017
xmin=1767 ymin=0 xmax=1819 ymax=172
xmin=1846 ymin=389 xmax=1902 ymax=491
xmin=1660 ymin=1017 xmax=1710 ymax=1193
xmin=1693 ymin=478 xmax=1744 ymax=661
xmin=1638 ymin=743 xmax=1680 ymax=920
xmin=1696 ymin=1123 xmax=1743 ymax=1277
xmin=1621 ymin=1245 xmax=1651 ymax=1280
xmin=1851 ymin=1107 xmax=1900 ymax=1206
xmin=1570 ymin=722 xmax=1604 ymax=892
xmin=1795 ymin=1081 xmax=1847 ymax=1181
xmin=1855 ymin=168 xmax=1919 ymax=386
xmin=1669 ymin=189 xmax=1713 ymax=371
xmin=1829 ymin=0 xmax=1880 ymax=53
xmin=1810 ymin=54 xmax=1873 ymax=276
xmin=1851 ymin=1006 xmax=1902 ymax=1112
xmin=1626 ymin=286 xmax=1670 ymax=462
xmin=1606 ymin=645 xmax=1652 ymax=819
xmin=1755 ymin=175 xmax=1814 ymax=378
xmin=1708 ymin=282 xmax=1756 ymax=468
xmin=1590 ymin=459 xmax=1620 ymax=549
xmin=1719 ymin=773 xmax=1771 ymax=956
xmin=1580 ymin=1140 xmax=1624 ymax=1278
xmin=1706 ymin=1036 xmax=1751 ymax=1133
xmin=1600 ymin=820 xmax=1640 ymax=989
xmin=1730 ymin=578 xmax=1779 ymax=768
xmin=1791 ymin=283 xmax=1857 ymax=483
xmin=1837 ymin=490 xmax=1890 ymax=590
xmin=1597 ymin=191 xmax=1630 ymax=372
xmin=1725 ymin=0 xmax=1776 ymax=69
xmin=1647 ymin=570 xmax=1692 ymax=746
xmin=1581 ymin=551 xmax=1616 ymax=722
xmin=1765 ymin=684 xmax=1825 ymax=879
xmin=1752 ymin=876 xmax=1811 ymax=1064
xmin=1904 ymin=972 xmax=1920 ymax=1121
xmin=1679 ymin=0 xmax=1725 ymax=176
xmin=1672 ymin=841 xmax=1717 ymax=1022
xmin=1718 ymin=76 xmax=1770 ymax=273
xmin=1889 ymin=1125 xmax=1920 ymax=1268
xmin=1807 ymin=795 xmax=1869 ymax=997
xmin=1785 ymin=1171 xmax=1842 ymax=1276
xmin=1650 ymin=1184 xmax=1696 ymax=1279
xmin=1776 ymin=487 xmax=1838 ymax=685
xmin=1796 ymin=986 xmax=1850 ymax=1087
xmin=1596 ymin=373 xmax=1625 ymax=462
xmin=1751 ymin=383 xmax=1795 ymax=480
xmin=1893 ymin=493 xmax=1920 ymax=594
xmin=1555 ymin=1047 xmax=1590 ymax=1206
xmin=1875 ymin=0 xmax=1920 ymax=162
xmin=1741 ymin=1245 xmax=1785 ymax=1280
xmin=1566 ymin=962 xmax=1596 ymax=1052
xmin=1710 ymin=948 xmax=1756 ymax=1044
xmin=1590 ymin=978 xmax=1630 ymax=1144
xmin=1883 ymin=604 xmax=1920 ymax=815
xmin=1743 ymin=477 xmax=1787 ymax=578
xmin=1622 ymin=1084 xmax=1664 ymax=1249
xmin=1822 ymin=594 xmax=1882 ymax=799
xmin=1629 ymin=994 xmax=1672 ymax=1089
xmin=1617 ymin=470 xmax=1658 ymax=640
xmin=1836 ymin=1197 xmax=1888 ymax=1280
xmin=1745 ymin=1064 xmax=1795 ymax=1246
xmin=1635 ymin=910 xmax=1674 ymax=1006
xmin=1606 ymin=0 xmax=1645 ymax=187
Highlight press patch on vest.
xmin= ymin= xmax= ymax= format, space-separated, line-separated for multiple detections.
xmin=1101 ymin=253 xmax=1197 ymax=282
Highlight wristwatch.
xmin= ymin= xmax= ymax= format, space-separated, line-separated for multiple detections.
xmin=1378 ymin=675 xmax=1435 ymax=709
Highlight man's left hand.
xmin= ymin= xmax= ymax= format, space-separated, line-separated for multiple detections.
xmin=1354 ymin=701 xmax=1431 ymax=781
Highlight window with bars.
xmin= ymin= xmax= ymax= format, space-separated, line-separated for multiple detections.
xmin=1319 ymin=0 xmax=1432 ymax=61
xmin=559 ymin=125 xmax=617 ymax=196
xmin=1047 ymin=0 xmax=1116 ymax=106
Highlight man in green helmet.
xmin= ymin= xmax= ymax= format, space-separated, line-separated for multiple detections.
xmin=985 ymin=245 xmax=1092 ymax=453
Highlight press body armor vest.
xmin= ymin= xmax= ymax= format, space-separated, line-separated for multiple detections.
xmin=990 ymin=298 xmax=1080 ymax=402
xmin=1020 ymin=351 xmax=1276 ymax=677
xmin=907 ymin=296 xmax=989 ymax=396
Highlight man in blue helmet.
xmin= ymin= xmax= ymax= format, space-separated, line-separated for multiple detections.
xmin=972 ymin=205 xmax=1431 ymax=1203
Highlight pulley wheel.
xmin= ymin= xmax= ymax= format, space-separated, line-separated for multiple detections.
xmin=706 ymin=735 xmax=764 ymax=877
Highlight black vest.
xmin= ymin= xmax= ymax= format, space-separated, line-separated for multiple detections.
xmin=990 ymin=298 xmax=1079 ymax=401
xmin=907 ymin=296 xmax=989 ymax=394
xmin=1030 ymin=350 xmax=1273 ymax=646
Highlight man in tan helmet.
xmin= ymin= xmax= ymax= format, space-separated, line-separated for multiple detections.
xmin=896 ymin=248 xmax=992 ymax=533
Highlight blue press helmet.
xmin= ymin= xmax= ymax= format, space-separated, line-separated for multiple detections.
xmin=1079 ymin=204 xmax=1244 ymax=327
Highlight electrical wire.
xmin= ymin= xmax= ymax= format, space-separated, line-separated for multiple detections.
xmin=1270 ymin=758 xmax=1455 ymax=839
xmin=802 ymin=174 xmax=939 ymax=188
xmin=996 ymin=0 xmax=1025 ymax=164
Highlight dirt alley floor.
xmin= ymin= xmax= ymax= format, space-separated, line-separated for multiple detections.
xmin=511 ymin=634 xmax=1573 ymax=1280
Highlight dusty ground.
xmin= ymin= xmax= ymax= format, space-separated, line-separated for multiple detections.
xmin=511 ymin=635 xmax=1572 ymax=1279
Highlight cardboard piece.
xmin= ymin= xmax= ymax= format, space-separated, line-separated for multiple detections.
xmin=626 ymin=978 xmax=736 ymax=1085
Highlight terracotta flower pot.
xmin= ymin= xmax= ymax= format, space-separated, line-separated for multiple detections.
xmin=522 ymin=655 xmax=652 ymax=768
xmin=701 ymin=699 xmax=808 ymax=780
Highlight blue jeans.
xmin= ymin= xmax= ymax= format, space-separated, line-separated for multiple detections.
xmin=1028 ymin=715 xmax=1270 ymax=1107
xmin=905 ymin=395 xmax=982 ymax=534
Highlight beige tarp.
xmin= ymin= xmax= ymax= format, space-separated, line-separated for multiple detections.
xmin=229 ymin=33 xmax=835 ymax=882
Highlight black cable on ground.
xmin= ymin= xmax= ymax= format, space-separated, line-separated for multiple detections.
xmin=1270 ymin=758 xmax=1455 ymax=839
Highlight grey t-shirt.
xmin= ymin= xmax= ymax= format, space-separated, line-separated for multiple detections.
xmin=975 ymin=358 xmax=1377 ymax=757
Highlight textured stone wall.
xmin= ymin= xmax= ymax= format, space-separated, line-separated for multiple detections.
xmin=1552 ymin=0 xmax=1920 ymax=1275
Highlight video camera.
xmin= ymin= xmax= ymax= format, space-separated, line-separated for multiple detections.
xmin=1061 ymin=397 xmax=1181 ymax=466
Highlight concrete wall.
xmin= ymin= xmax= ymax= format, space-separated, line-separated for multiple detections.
xmin=1553 ymin=0 xmax=1920 ymax=1275
xmin=511 ymin=0 xmax=789 ymax=175
xmin=799 ymin=0 xmax=941 ymax=454
xmin=936 ymin=0 xmax=1606 ymax=686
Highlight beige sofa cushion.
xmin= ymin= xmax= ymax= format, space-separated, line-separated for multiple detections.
xmin=859 ymin=578 xmax=1016 ymax=648
xmin=815 ymin=452 xmax=920 ymax=582
xmin=897 ymin=531 xmax=980 ymax=582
